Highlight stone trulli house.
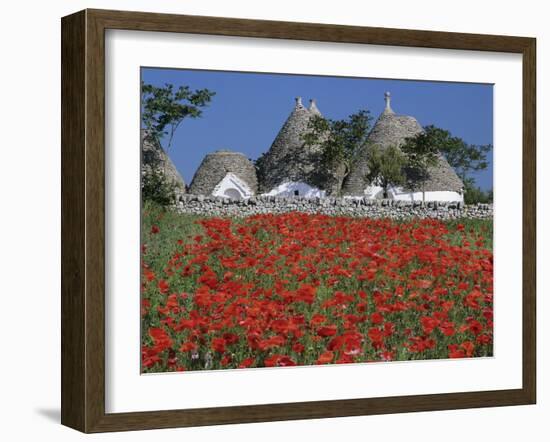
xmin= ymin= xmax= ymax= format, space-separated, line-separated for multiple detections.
xmin=255 ymin=97 xmax=340 ymax=197
xmin=185 ymin=93 xmax=465 ymax=202
xmin=188 ymin=150 xmax=258 ymax=200
xmin=342 ymin=92 xmax=464 ymax=201
xmin=141 ymin=129 xmax=186 ymax=198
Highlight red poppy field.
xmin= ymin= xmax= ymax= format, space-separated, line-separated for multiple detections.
xmin=141 ymin=202 xmax=493 ymax=373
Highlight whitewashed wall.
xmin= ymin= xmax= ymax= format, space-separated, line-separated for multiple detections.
xmin=262 ymin=181 xmax=326 ymax=198
xmin=211 ymin=172 xmax=254 ymax=200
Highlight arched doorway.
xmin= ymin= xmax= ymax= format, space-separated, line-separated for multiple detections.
xmin=223 ymin=188 xmax=243 ymax=200
xmin=212 ymin=173 xmax=253 ymax=200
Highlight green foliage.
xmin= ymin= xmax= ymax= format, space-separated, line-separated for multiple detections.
xmin=141 ymin=200 xmax=204 ymax=270
xmin=140 ymin=81 xmax=215 ymax=206
xmin=401 ymin=127 xmax=441 ymax=191
xmin=423 ymin=125 xmax=492 ymax=182
xmin=402 ymin=126 xmax=493 ymax=193
xmin=141 ymin=82 xmax=215 ymax=150
xmin=254 ymin=151 xmax=269 ymax=187
xmin=141 ymin=168 xmax=177 ymax=207
xmin=365 ymin=144 xmax=407 ymax=198
xmin=402 ymin=125 xmax=492 ymax=200
xmin=463 ymin=179 xmax=493 ymax=204
xmin=303 ymin=109 xmax=372 ymax=191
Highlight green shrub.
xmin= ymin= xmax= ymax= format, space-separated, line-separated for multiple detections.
xmin=464 ymin=182 xmax=493 ymax=204
xmin=141 ymin=169 xmax=177 ymax=207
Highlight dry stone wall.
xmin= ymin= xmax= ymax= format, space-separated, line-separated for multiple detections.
xmin=175 ymin=195 xmax=493 ymax=220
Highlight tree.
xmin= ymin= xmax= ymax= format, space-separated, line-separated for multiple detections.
xmin=141 ymin=168 xmax=177 ymax=206
xmin=141 ymin=82 xmax=216 ymax=150
xmin=364 ymin=144 xmax=407 ymax=198
xmin=403 ymin=125 xmax=492 ymax=203
xmin=463 ymin=181 xmax=492 ymax=204
xmin=302 ymin=110 xmax=372 ymax=195
xmin=140 ymin=82 xmax=215 ymax=206
xmin=400 ymin=128 xmax=441 ymax=202
xmin=420 ymin=125 xmax=492 ymax=182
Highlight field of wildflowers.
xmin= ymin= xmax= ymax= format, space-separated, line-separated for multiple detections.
xmin=141 ymin=202 xmax=493 ymax=372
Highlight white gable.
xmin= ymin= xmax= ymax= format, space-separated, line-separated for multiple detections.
xmin=211 ymin=172 xmax=253 ymax=200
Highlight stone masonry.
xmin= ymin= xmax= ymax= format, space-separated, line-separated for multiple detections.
xmin=188 ymin=150 xmax=258 ymax=195
xmin=256 ymin=97 xmax=340 ymax=194
xmin=141 ymin=130 xmax=186 ymax=197
xmin=175 ymin=194 xmax=492 ymax=220
xmin=342 ymin=92 xmax=464 ymax=196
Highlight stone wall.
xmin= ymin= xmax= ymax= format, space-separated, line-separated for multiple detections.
xmin=175 ymin=194 xmax=493 ymax=220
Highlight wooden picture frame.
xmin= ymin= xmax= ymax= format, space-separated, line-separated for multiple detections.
xmin=61 ymin=8 xmax=536 ymax=433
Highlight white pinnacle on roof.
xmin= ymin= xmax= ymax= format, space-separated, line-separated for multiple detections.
xmin=256 ymin=96 xmax=327 ymax=192
xmin=384 ymin=91 xmax=394 ymax=114
xmin=342 ymin=91 xmax=464 ymax=196
xmin=309 ymin=98 xmax=321 ymax=115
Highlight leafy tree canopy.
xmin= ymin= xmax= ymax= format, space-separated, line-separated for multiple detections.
xmin=400 ymin=127 xmax=441 ymax=188
xmin=141 ymin=168 xmax=176 ymax=206
xmin=364 ymin=144 xmax=407 ymax=198
xmin=462 ymin=178 xmax=493 ymax=204
xmin=302 ymin=110 xmax=372 ymax=191
xmin=141 ymin=82 xmax=215 ymax=150
xmin=421 ymin=125 xmax=492 ymax=182
xmin=403 ymin=125 xmax=492 ymax=201
xmin=403 ymin=125 xmax=492 ymax=181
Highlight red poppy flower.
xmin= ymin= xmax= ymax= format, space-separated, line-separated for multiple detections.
xmin=370 ymin=312 xmax=384 ymax=325
xmin=420 ymin=316 xmax=440 ymax=335
xmin=157 ymin=279 xmax=169 ymax=294
xmin=461 ymin=341 xmax=475 ymax=357
xmin=317 ymin=325 xmax=338 ymax=337
xmin=264 ymin=354 xmax=296 ymax=367
xmin=148 ymin=327 xmax=172 ymax=353
xmin=238 ymin=358 xmax=255 ymax=369
xmin=143 ymin=267 xmax=155 ymax=282
xmin=310 ymin=314 xmax=327 ymax=326
xmin=439 ymin=321 xmax=456 ymax=337
xmin=316 ymin=351 xmax=334 ymax=364
xmin=368 ymin=328 xmax=384 ymax=349
xmin=476 ymin=334 xmax=492 ymax=345
xmin=211 ymin=337 xmax=226 ymax=353
xmin=179 ymin=341 xmax=197 ymax=352
xmin=468 ymin=319 xmax=483 ymax=335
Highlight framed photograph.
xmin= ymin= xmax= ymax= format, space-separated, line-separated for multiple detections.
xmin=61 ymin=9 xmax=536 ymax=433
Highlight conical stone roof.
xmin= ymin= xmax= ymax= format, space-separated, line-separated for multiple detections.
xmin=189 ymin=150 xmax=258 ymax=195
xmin=256 ymin=97 xmax=328 ymax=193
xmin=342 ymin=92 xmax=464 ymax=196
xmin=141 ymin=129 xmax=186 ymax=196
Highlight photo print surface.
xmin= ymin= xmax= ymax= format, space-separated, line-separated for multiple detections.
xmin=140 ymin=67 xmax=493 ymax=373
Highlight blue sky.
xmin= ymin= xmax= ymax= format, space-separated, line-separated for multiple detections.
xmin=142 ymin=68 xmax=493 ymax=190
